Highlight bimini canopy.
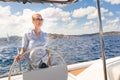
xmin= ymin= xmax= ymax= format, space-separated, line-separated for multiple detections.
xmin=0 ymin=0 xmax=78 ymax=4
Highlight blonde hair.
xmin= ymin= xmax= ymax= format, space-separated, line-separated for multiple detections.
xmin=32 ymin=13 xmax=42 ymax=20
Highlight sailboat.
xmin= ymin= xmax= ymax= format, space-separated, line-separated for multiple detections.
xmin=0 ymin=0 xmax=120 ymax=80
xmin=6 ymin=33 xmax=10 ymax=42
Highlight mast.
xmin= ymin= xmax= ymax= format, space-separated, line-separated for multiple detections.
xmin=96 ymin=0 xmax=107 ymax=80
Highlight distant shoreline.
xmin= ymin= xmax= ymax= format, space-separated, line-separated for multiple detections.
xmin=0 ymin=31 xmax=120 ymax=42
xmin=48 ymin=31 xmax=120 ymax=39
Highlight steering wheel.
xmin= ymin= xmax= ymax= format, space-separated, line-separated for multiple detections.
xmin=8 ymin=47 xmax=68 ymax=80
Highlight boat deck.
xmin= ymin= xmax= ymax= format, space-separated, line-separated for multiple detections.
xmin=69 ymin=67 xmax=87 ymax=76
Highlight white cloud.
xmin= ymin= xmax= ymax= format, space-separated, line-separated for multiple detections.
xmin=0 ymin=6 xmax=76 ymax=37
xmin=0 ymin=6 xmax=11 ymax=17
xmin=67 ymin=20 xmax=77 ymax=28
xmin=72 ymin=6 xmax=111 ymax=20
xmin=83 ymin=21 xmax=96 ymax=27
xmin=79 ymin=26 xmax=99 ymax=34
xmin=105 ymin=0 xmax=120 ymax=4
xmin=106 ymin=17 xmax=119 ymax=24
xmin=40 ymin=7 xmax=71 ymax=21
xmin=100 ymin=8 xmax=114 ymax=17
xmin=61 ymin=26 xmax=99 ymax=35
xmin=82 ymin=20 xmax=98 ymax=34
xmin=40 ymin=7 xmax=75 ymax=33
xmin=104 ymin=25 xmax=120 ymax=32
xmin=58 ymin=20 xmax=99 ymax=35
xmin=58 ymin=20 xmax=77 ymax=31
xmin=0 ymin=6 xmax=34 ymax=37
xmin=72 ymin=6 xmax=97 ymax=19
xmin=104 ymin=17 xmax=120 ymax=32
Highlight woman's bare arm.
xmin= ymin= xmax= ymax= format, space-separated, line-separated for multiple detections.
xmin=15 ymin=47 xmax=26 ymax=61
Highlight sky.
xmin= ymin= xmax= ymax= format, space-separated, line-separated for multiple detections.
xmin=0 ymin=0 xmax=120 ymax=37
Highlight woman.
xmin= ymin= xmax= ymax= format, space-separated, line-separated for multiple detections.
xmin=15 ymin=13 xmax=51 ymax=69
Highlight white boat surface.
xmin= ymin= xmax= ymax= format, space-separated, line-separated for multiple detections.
xmin=0 ymin=56 xmax=120 ymax=80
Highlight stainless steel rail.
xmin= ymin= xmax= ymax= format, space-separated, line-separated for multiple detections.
xmin=96 ymin=0 xmax=108 ymax=80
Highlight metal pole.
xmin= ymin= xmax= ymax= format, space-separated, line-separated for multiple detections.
xmin=96 ymin=0 xmax=108 ymax=80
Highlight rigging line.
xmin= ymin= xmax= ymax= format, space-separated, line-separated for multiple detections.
xmin=17 ymin=48 xmax=22 ymax=72
xmin=96 ymin=0 xmax=108 ymax=80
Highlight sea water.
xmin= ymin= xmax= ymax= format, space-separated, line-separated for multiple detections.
xmin=0 ymin=35 xmax=120 ymax=76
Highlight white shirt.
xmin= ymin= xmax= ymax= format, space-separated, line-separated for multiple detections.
xmin=22 ymin=29 xmax=49 ymax=64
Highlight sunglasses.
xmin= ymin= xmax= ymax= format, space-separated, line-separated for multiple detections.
xmin=33 ymin=18 xmax=43 ymax=21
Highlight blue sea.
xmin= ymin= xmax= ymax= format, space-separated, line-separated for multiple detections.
xmin=0 ymin=35 xmax=120 ymax=76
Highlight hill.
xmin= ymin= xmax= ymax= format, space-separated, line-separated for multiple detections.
xmin=48 ymin=31 xmax=120 ymax=38
xmin=0 ymin=31 xmax=120 ymax=42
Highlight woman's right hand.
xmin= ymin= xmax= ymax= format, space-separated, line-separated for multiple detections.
xmin=14 ymin=48 xmax=26 ymax=62
xmin=15 ymin=54 xmax=22 ymax=62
